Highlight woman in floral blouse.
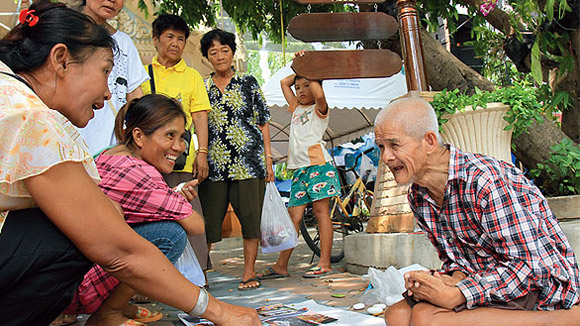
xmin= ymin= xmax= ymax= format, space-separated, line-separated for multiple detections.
xmin=199 ymin=29 xmax=274 ymax=291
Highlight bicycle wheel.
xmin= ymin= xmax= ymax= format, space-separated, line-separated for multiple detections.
xmin=300 ymin=197 xmax=349 ymax=263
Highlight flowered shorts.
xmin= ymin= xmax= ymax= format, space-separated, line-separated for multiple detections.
xmin=288 ymin=162 xmax=341 ymax=207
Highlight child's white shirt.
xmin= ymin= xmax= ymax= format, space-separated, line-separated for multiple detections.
xmin=287 ymin=104 xmax=333 ymax=169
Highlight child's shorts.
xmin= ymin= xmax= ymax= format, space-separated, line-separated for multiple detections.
xmin=289 ymin=162 xmax=341 ymax=208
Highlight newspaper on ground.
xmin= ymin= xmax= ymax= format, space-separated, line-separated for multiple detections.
xmin=178 ymin=299 xmax=384 ymax=326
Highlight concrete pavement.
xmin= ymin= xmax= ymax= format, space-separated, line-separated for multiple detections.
xmin=69 ymin=235 xmax=380 ymax=326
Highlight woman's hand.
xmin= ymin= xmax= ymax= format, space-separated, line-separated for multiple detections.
xmin=203 ymin=297 xmax=261 ymax=326
xmin=193 ymin=154 xmax=209 ymax=183
xmin=214 ymin=302 xmax=261 ymax=326
xmin=265 ymin=158 xmax=275 ymax=183
xmin=174 ymin=179 xmax=199 ymax=201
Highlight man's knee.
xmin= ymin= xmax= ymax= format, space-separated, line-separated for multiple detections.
xmin=385 ymin=300 xmax=412 ymax=326
xmin=409 ymin=303 xmax=444 ymax=326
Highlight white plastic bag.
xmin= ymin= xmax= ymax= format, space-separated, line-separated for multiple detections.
xmin=260 ymin=182 xmax=299 ymax=253
xmin=174 ymin=239 xmax=205 ymax=287
xmin=361 ymin=265 xmax=429 ymax=306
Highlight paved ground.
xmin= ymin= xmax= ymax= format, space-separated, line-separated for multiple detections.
xmin=69 ymin=235 xmax=380 ymax=325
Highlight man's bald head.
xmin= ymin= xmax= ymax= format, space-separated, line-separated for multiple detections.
xmin=375 ymin=97 xmax=442 ymax=143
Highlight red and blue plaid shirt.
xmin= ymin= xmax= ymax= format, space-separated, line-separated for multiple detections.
xmin=408 ymin=145 xmax=580 ymax=310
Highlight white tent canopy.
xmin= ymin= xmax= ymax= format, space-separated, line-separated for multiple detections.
xmin=263 ymin=63 xmax=408 ymax=161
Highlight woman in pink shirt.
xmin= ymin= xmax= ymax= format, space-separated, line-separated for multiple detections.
xmin=60 ymin=94 xmax=204 ymax=326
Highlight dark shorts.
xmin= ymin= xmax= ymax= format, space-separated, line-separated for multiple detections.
xmin=198 ymin=178 xmax=265 ymax=243
xmin=403 ymin=289 xmax=539 ymax=311
xmin=0 ymin=208 xmax=93 ymax=325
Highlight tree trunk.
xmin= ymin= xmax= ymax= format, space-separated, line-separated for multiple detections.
xmin=419 ymin=29 xmax=494 ymax=94
xmin=557 ymin=29 xmax=580 ymax=142
xmin=375 ymin=26 xmax=569 ymax=170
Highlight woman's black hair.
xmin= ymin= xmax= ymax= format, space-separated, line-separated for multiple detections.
xmin=114 ymin=94 xmax=187 ymax=147
xmin=152 ymin=14 xmax=190 ymax=40
xmin=0 ymin=0 xmax=116 ymax=74
xmin=200 ymin=29 xmax=236 ymax=59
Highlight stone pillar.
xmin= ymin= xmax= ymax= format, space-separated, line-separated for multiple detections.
xmin=366 ymin=161 xmax=415 ymax=233
xmin=365 ymin=0 xmax=430 ymax=233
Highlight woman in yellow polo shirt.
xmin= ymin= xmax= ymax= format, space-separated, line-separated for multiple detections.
xmin=141 ymin=14 xmax=213 ymax=283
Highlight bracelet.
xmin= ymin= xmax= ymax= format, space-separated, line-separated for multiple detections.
xmin=265 ymin=154 xmax=273 ymax=158
xmin=187 ymin=286 xmax=209 ymax=317
xmin=197 ymin=148 xmax=209 ymax=154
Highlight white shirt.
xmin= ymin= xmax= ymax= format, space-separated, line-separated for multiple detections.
xmin=78 ymin=31 xmax=149 ymax=155
xmin=287 ymin=104 xmax=332 ymax=169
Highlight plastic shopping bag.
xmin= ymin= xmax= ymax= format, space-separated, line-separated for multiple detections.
xmin=360 ymin=265 xmax=429 ymax=306
xmin=174 ymin=239 xmax=205 ymax=287
xmin=260 ymin=182 xmax=299 ymax=253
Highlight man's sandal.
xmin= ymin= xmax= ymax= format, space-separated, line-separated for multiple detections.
xmin=238 ymin=277 xmax=261 ymax=291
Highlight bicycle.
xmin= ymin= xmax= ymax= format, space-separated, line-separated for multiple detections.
xmin=299 ymin=149 xmax=375 ymax=263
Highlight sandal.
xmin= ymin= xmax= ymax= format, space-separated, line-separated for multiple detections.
xmin=118 ymin=319 xmax=147 ymax=326
xmin=130 ymin=294 xmax=151 ymax=303
xmin=50 ymin=314 xmax=77 ymax=326
xmin=257 ymin=266 xmax=290 ymax=280
xmin=133 ymin=306 xmax=163 ymax=323
xmin=238 ymin=277 xmax=261 ymax=291
xmin=302 ymin=266 xmax=332 ymax=278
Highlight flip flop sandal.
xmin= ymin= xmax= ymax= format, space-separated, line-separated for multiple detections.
xmin=302 ymin=266 xmax=332 ymax=278
xmin=133 ymin=306 xmax=163 ymax=323
xmin=130 ymin=294 xmax=152 ymax=304
xmin=257 ymin=266 xmax=290 ymax=280
xmin=238 ymin=277 xmax=261 ymax=291
xmin=118 ymin=319 xmax=147 ymax=326
xmin=50 ymin=314 xmax=77 ymax=326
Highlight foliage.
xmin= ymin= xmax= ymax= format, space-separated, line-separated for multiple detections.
xmin=138 ymin=0 xmax=219 ymax=29
xmin=416 ymin=0 xmax=576 ymax=85
xmin=274 ymin=162 xmax=293 ymax=181
xmin=530 ymin=138 xmax=580 ymax=196
xmin=141 ymin=0 xmax=577 ymax=93
xmin=267 ymin=51 xmax=294 ymax=74
xmin=431 ymin=82 xmax=545 ymax=137
xmin=246 ymin=50 xmax=265 ymax=86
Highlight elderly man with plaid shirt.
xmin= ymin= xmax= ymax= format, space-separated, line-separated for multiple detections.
xmin=374 ymin=97 xmax=580 ymax=326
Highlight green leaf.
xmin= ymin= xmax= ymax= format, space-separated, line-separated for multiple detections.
xmin=531 ymin=40 xmax=543 ymax=84
xmin=544 ymin=0 xmax=555 ymax=22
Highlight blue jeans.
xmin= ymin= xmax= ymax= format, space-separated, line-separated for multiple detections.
xmin=132 ymin=220 xmax=187 ymax=264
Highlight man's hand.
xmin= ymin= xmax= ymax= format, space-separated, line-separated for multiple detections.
xmin=193 ymin=154 xmax=209 ymax=183
xmin=404 ymin=271 xmax=466 ymax=310
xmin=438 ymin=271 xmax=467 ymax=287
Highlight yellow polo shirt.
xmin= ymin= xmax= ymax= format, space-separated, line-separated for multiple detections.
xmin=141 ymin=57 xmax=211 ymax=173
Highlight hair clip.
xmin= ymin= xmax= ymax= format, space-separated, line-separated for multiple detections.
xmin=19 ymin=9 xmax=39 ymax=27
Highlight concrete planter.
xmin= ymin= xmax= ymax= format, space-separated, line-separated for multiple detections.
xmin=441 ymin=102 xmax=512 ymax=163
xmin=547 ymin=194 xmax=580 ymax=221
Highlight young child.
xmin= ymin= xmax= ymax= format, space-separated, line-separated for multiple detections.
xmin=258 ymin=51 xmax=341 ymax=279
